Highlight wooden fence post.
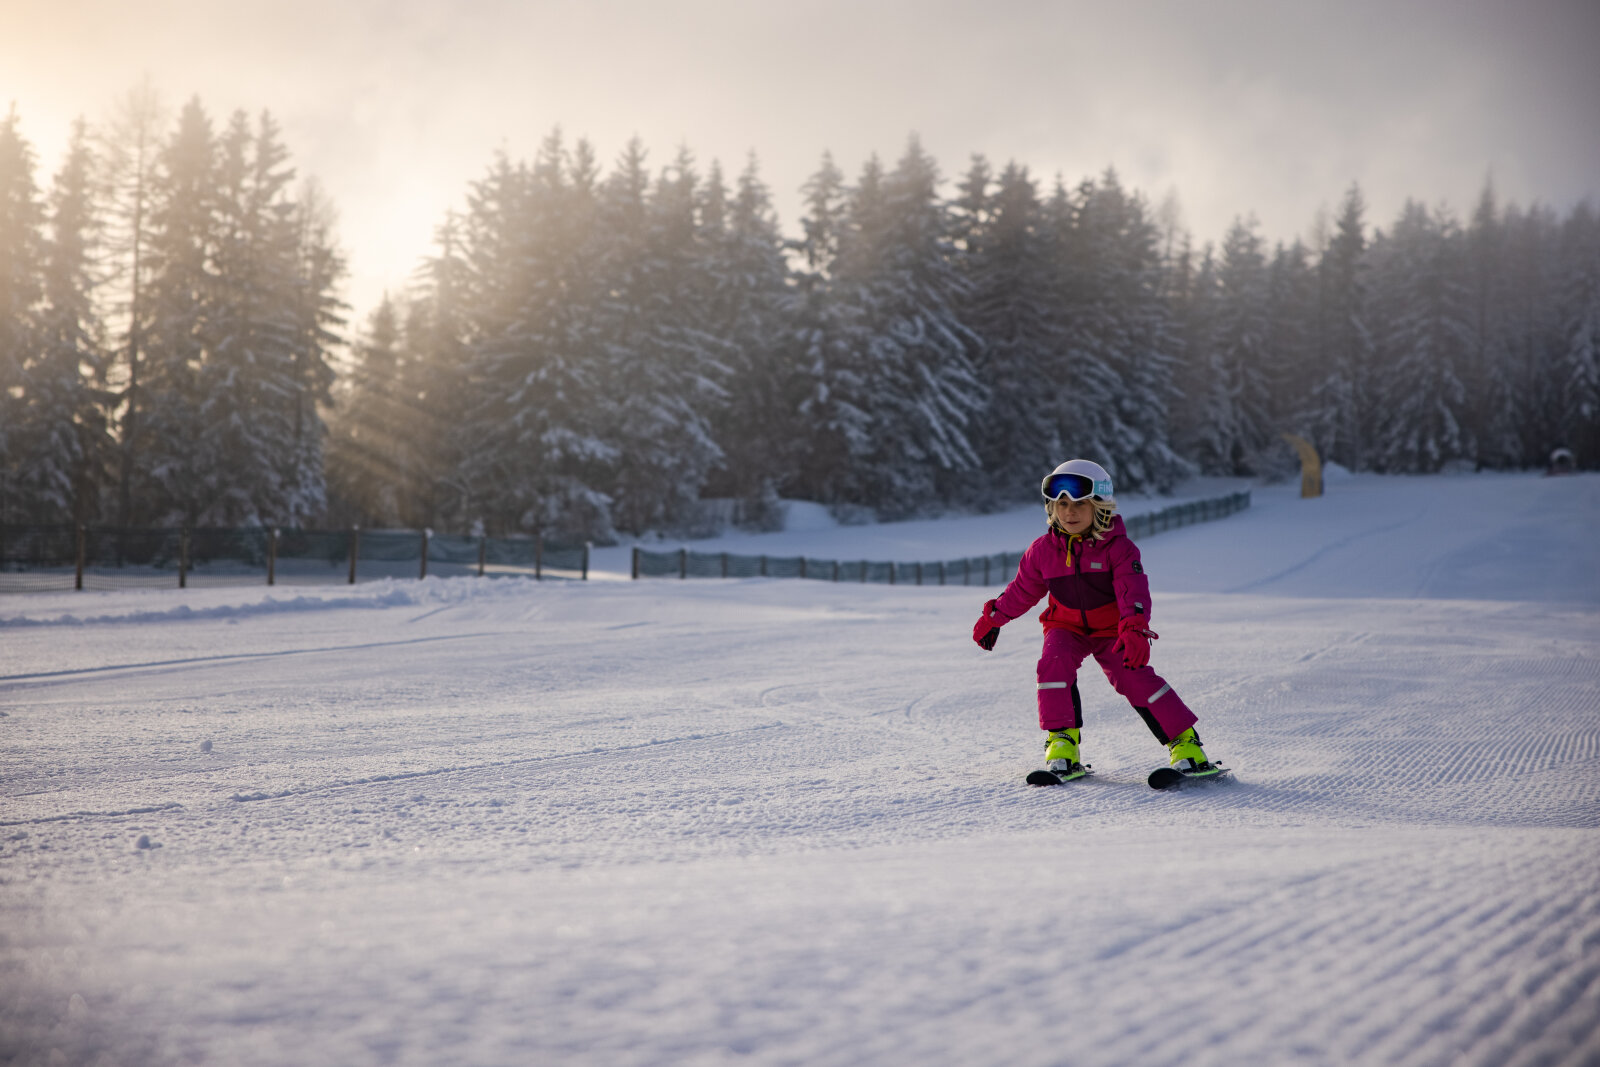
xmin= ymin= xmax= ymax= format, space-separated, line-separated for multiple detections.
xmin=799 ymin=556 xmax=807 ymax=579
xmin=75 ymin=524 xmax=85 ymax=591
xmin=419 ymin=529 xmax=429 ymax=580
xmin=478 ymin=535 xmax=487 ymax=577
xmin=536 ymin=533 xmax=544 ymax=581
xmin=680 ymin=547 xmax=688 ymax=579
xmin=348 ymin=526 xmax=360 ymax=584
xmin=268 ymin=528 xmax=278 ymax=586
xmin=178 ymin=528 xmax=189 ymax=589
xmin=721 ymin=552 xmax=729 ymax=578
xmin=631 ymin=546 xmax=640 ymax=580
xmin=583 ymin=542 xmax=590 ymax=580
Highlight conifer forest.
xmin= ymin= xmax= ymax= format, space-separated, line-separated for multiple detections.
xmin=2 ymin=92 xmax=1597 ymax=542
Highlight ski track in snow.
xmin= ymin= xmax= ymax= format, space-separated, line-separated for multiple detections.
xmin=2 ymin=473 xmax=1599 ymax=1066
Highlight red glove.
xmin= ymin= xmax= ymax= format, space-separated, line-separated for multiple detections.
xmin=972 ymin=599 xmax=1007 ymax=651
xmin=1113 ymin=614 xmax=1159 ymax=669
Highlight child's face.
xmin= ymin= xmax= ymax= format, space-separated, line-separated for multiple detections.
xmin=1053 ymin=497 xmax=1096 ymax=535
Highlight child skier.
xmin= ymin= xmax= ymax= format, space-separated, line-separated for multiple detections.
xmin=971 ymin=459 xmax=1221 ymax=785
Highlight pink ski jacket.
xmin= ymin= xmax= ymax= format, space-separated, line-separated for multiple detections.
xmin=991 ymin=516 xmax=1151 ymax=638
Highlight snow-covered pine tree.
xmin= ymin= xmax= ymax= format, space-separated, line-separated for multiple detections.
xmin=699 ymin=154 xmax=796 ymax=521
xmin=591 ymin=140 xmax=728 ymax=536
xmin=1191 ymin=217 xmax=1275 ymax=475
xmin=788 ymin=150 xmax=871 ymax=507
xmin=1555 ymin=202 xmax=1600 ymax=466
xmin=1104 ymin=180 xmax=1189 ymax=491
xmin=0 ymin=106 xmax=46 ymax=523
xmin=326 ymin=296 xmax=407 ymax=526
xmin=283 ymin=177 xmax=345 ymax=526
xmin=453 ymin=131 xmax=616 ymax=540
xmin=957 ymin=158 xmax=1064 ymax=499
xmin=798 ymin=151 xmax=846 ymax=279
xmin=824 ymin=137 xmax=985 ymax=515
xmin=1463 ymin=181 xmax=1522 ymax=468
xmin=799 ymin=150 xmax=892 ymax=508
xmin=1170 ymin=241 xmax=1218 ymax=465
xmin=1044 ymin=177 xmax=1121 ymax=471
xmin=1266 ymin=238 xmax=1317 ymax=444
xmin=194 ymin=110 xmax=305 ymax=526
xmin=403 ymin=210 xmax=474 ymax=531
xmin=97 ymin=80 xmax=167 ymax=527
xmin=1153 ymin=190 xmax=1188 ymax=304
xmin=12 ymin=119 xmax=114 ymax=524
xmin=949 ymin=153 xmax=990 ymax=248
xmin=1307 ymin=184 xmax=1373 ymax=470
xmin=452 ymin=151 xmax=540 ymax=531
xmin=135 ymin=97 xmax=216 ymax=525
xmin=1500 ymin=203 xmax=1567 ymax=466
xmin=1367 ymin=201 xmax=1473 ymax=472
xmin=1051 ymin=171 xmax=1186 ymax=491
xmin=525 ymin=133 xmax=614 ymax=540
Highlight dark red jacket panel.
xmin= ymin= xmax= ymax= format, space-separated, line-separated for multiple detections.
xmin=991 ymin=517 xmax=1152 ymax=638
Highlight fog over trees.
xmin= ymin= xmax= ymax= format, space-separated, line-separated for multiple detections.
xmin=2 ymin=91 xmax=1597 ymax=540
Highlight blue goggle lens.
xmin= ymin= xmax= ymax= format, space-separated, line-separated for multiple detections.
xmin=1042 ymin=472 xmax=1097 ymax=501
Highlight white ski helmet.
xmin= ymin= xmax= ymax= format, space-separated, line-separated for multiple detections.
xmin=1041 ymin=459 xmax=1114 ymax=502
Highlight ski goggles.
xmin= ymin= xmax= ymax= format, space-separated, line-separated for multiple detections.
xmin=1041 ymin=472 xmax=1111 ymax=502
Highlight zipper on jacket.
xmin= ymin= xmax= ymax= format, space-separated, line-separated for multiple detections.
xmin=1068 ymin=535 xmax=1091 ymax=633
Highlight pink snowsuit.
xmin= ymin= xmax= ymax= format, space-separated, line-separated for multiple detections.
xmin=990 ymin=516 xmax=1197 ymax=742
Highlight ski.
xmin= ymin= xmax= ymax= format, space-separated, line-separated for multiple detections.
xmin=1147 ymin=764 xmax=1230 ymax=790
xmin=1027 ymin=765 xmax=1092 ymax=786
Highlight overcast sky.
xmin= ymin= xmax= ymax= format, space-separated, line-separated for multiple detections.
xmin=6 ymin=0 xmax=1598 ymax=325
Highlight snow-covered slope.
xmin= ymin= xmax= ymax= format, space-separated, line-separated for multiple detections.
xmin=2 ymin=473 xmax=1597 ymax=1066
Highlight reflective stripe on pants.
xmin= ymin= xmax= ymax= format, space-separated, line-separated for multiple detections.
xmin=1035 ymin=627 xmax=1196 ymax=737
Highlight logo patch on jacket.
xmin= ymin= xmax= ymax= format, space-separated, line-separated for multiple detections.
xmin=1131 ymin=561 xmax=1144 ymax=573
xmin=1090 ymin=561 xmax=1103 ymax=570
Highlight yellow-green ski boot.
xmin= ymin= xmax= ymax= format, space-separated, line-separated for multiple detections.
xmin=1027 ymin=728 xmax=1090 ymax=785
xmin=1148 ymin=727 xmax=1228 ymax=789
xmin=1166 ymin=727 xmax=1209 ymax=771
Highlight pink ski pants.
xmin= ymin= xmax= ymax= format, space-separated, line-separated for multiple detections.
xmin=1035 ymin=627 xmax=1197 ymax=742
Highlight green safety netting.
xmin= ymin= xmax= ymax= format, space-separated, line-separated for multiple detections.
xmin=0 ymin=524 xmax=590 ymax=593
xmin=633 ymin=547 xmax=1021 ymax=585
xmin=1 ymin=493 xmax=1248 ymax=594
xmin=630 ymin=492 xmax=1250 ymax=584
